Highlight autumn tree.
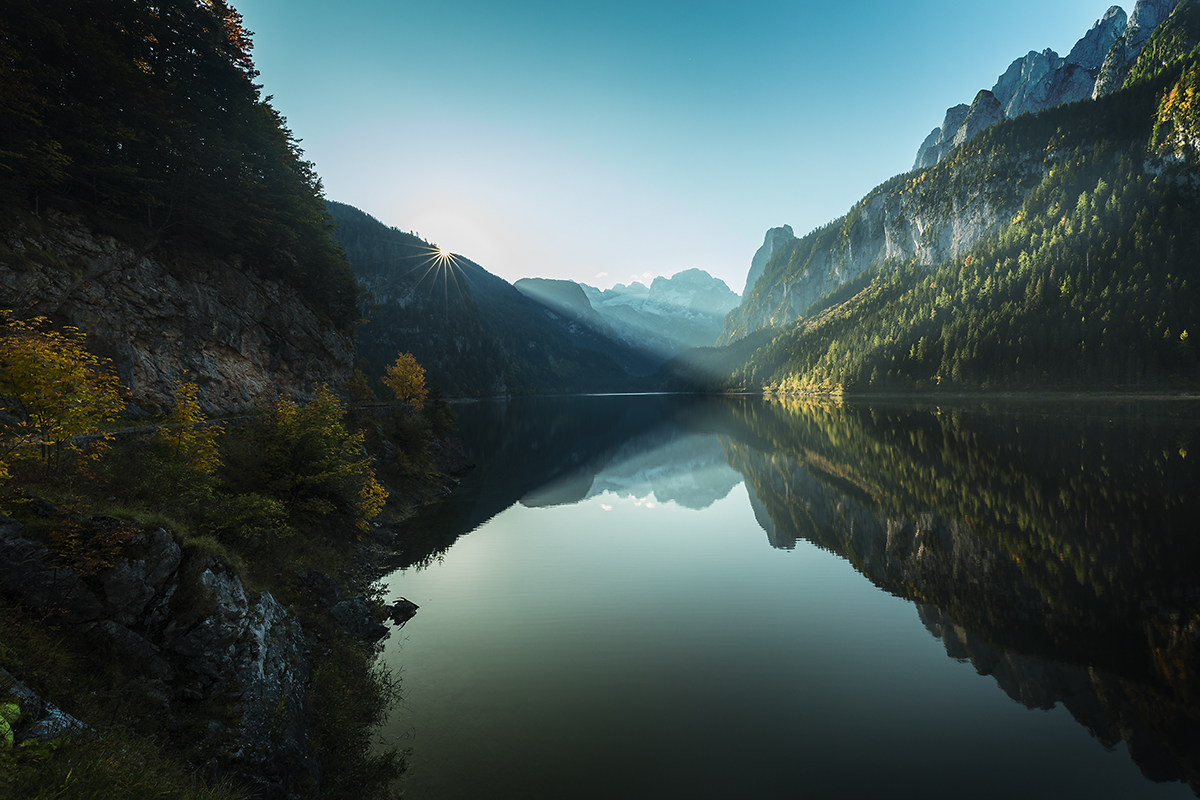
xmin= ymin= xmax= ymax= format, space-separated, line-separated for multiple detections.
xmin=382 ymin=352 xmax=427 ymax=409
xmin=144 ymin=380 xmax=224 ymax=506
xmin=222 ymin=385 xmax=386 ymax=534
xmin=0 ymin=312 xmax=124 ymax=469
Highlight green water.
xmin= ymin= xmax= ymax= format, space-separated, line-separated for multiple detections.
xmin=378 ymin=395 xmax=1200 ymax=799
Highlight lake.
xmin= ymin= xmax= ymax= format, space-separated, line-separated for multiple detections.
xmin=377 ymin=394 xmax=1200 ymax=799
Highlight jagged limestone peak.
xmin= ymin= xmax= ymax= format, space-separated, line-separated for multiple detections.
xmin=1093 ymin=0 xmax=1179 ymax=97
xmin=743 ymin=225 xmax=795 ymax=298
xmin=1066 ymin=6 xmax=1128 ymax=71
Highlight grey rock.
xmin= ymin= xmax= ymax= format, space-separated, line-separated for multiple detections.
xmin=331 ymin=595 xmax=389 ymax=640
xmin=911 ymin=4 xmax=1160 ymax=168
xmin=993 ymin=49 xmax=1063 ymax=117
xmin=386 ymin=597 xmax=420 ymax=626
xmin=167 ymin=567 xmax=249 ymax=667
xmin=914 ymin=103 xmax=970 ymax=170
xmin=1094 ymin=0 xmax=1178 ymax=98
xmin=1066 ymin=6 xmax=1128 ymax=71
xmin=28 ymin=498 xmax=59 ymax=518
xmin=743 ymin=225 xmax=795 ymax=297
xmin=0 ymin=211 xmax=353 ymax=415
xmin=580 ymin=268 xmax=742 ymax=359
xmin=232 ymin=592 xmax=321 ymax=798
xmin=302 ymin=570 xmax=342 ymax=607
xmin=0 ymin=515 xmax=104 ymax=624
xmin=951 ymin=90 xmax=1005 ymax=149
xmin=91 ymin=620 xmax=173 ymax=681
xmin=0 ymin=666 xmax=89 ymax=744
xmin=0 ymin=513 xmax=325 ymax=797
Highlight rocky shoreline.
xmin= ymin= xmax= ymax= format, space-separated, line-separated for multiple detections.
xmin=0 ymin=437 xmax=473 ymax=800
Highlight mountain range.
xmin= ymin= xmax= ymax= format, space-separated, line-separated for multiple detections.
xmin=515 ymin=269 xmax=740 ymax=372
xmin=3 ymin=0 xmax=1198 ymax=409
xmin=320 ymin=1 xmax=1198 ymax=400
xmin=694 ymin=0 xmax=1199 ymax=394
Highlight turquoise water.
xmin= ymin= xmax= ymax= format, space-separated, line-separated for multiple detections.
xmin=378 ymin=395 xmax=1200 ymax=799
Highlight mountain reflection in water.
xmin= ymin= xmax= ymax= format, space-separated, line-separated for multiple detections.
xmin=387 ymin=394 xmax=1200 ymax=797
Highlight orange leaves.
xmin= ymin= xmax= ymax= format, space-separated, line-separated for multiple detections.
xmin=0 ymin=311 xmax=125 ymax=469
xmin=382 ymin=352 xmax=427 ymax=410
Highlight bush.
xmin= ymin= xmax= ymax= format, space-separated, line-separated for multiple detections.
xmin=220 ymin=386 xmax=386 ymax=535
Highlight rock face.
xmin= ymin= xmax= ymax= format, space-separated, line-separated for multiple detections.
xmin=952 ymin=90 xmax=1006 ymax=148
xmin=0 ymin=212 xmax=354 ymax=415
xmin=743 ymin=225 xmax=795 ymax=297
xmin=0 ymin=514 xmax=320 ymax=798
xmin=1094 ymin=0 xmax=1183 ymax=97
xmin=914 ymin=5 xmax=1129 ymax=169
xmin=722 ymin=153 xmax=1029 ymax=341
xmin=914 ymin=104 xmax=971 ymax=170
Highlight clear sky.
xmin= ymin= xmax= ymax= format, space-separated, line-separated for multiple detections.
xmin=236 ymin=0 xmax=1125 ymax=294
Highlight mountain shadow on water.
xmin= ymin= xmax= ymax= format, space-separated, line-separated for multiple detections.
xmin=402 ymin=393 xmax=1200 ymax=794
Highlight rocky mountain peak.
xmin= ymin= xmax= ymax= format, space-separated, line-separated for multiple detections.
xmin=650 ymin=269 xmax=740 ymax=317
xmin=1093 ymin=0 xmax=1180 ymax=97
xmin=743 ymin=225 xmax=795 ymax=297
xmin=953 ymin=90 xmax=1006 ymax=148
xmin=910 ymin=3 xmax=1196 ymax=169
xmin=1066 ymin=6 xmax=1128 ymax=70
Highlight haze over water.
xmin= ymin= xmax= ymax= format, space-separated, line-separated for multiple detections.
xmin=379 ymin=395 xmax=1200 ymax=799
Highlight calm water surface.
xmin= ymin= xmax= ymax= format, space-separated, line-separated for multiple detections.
xmin=377 ymin=395 xmax=1200 ymax=799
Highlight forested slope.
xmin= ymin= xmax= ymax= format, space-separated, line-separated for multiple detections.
xmin=0 ymin=0 xmax=358 ymax=328
xmin=674 ymin=47 xmax=1200 ymax=394
xmin=329 ymin=201 xmax=640 ymax=396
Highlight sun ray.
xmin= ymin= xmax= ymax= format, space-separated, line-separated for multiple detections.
xmin=405 ymin=244 xmax=468 ymax=318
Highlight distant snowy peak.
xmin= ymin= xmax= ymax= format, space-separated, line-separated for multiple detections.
xmin=912 ymin=1 xmax=1186 ymax=170
xmin=583 ymin=268 xmax=741 ymax=357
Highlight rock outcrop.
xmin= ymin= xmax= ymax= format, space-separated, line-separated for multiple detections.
xmin=723 ymin=153 xmax=1028 ymax=340
xmin=0 ymin=212 xmax=354 ymax=415
xmin=914 ymin=5 xmax=1129 ymax=169
xmin=743 ymin=226 xmax=795 ymax=297
xmin=0 ymin=514 xmax=320 ymax=798
xmin=1094 ymin=0 xmax=1179 ymax=97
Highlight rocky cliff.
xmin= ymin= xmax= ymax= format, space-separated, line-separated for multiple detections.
xmin=722 ymin=151 xmax=1032 ymax=342
xmin=0 ymin=515 xmax=318 ymax=798
xmin=914 ymin=4 xmax=1151 ymax=169
xmin=1094 ymin=0 xmax=1181 ymax=97
xmin=0 ymin=212 xmax=354 ymax=415
xmin=742 ymin=226 xmax=795 ymax=297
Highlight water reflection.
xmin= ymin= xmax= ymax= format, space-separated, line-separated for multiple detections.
xmin=722 ymin=396 xmax=1200 ymax=794
xmin=395 ymin=394 xmax=1200 ymax=795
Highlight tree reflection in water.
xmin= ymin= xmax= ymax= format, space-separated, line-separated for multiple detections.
xmin=396 ymin=394 xmax=1200 ymax=795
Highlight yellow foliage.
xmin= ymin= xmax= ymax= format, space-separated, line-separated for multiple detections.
xmin=256 ymin=385 xmax=387 ymax=533
xmin=0 ymin=311 xmax=124 ymax=469
xmin=382 ymin=352 xmax=427 ymax=409
xmin=158 ymin=381 xmax=222 ymax=476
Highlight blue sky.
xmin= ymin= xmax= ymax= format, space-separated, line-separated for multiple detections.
xmin=237 ymin=0 xmax=1123 ymax=293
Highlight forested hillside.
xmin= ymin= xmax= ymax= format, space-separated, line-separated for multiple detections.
xmin=0 ymin=0 xmax=358 ymax=328
xmin=328 ymin=201 xmax=640 ymax=396
xmin=673 ymin=44 xmax=1200 ymax=394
